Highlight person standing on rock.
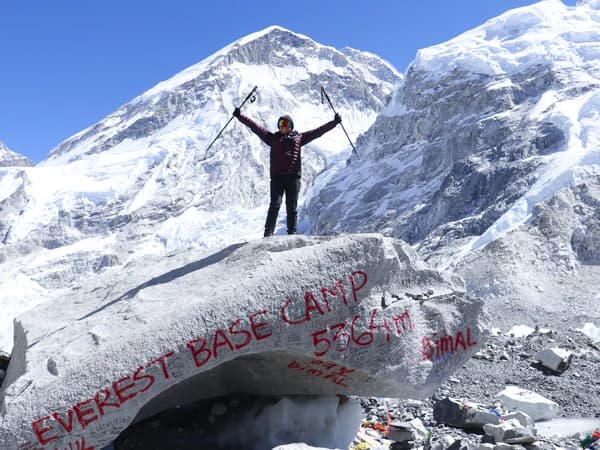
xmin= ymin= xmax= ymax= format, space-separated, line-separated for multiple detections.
xmin=233 ymin=108 xmax=341 ymax=236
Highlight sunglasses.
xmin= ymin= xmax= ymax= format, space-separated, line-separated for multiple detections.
xmin=278 ymin=119 xmax=291 ymax=128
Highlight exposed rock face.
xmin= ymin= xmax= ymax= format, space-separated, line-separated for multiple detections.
xmin=304 ymin=62 xmax=584 ymax=247
xmin=454 ymin=176 xmax=600 ymax=329
xmin=302 ymin=1 xmax=600 ymax=332
xmin=0 ymin=234 xmax=488 ymax=450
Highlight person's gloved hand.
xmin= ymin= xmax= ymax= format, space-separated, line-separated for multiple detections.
xmin=334 ymin=113 xmax=342 ymax=124
xmin=233 ymin=107 xmax=241 ymax=118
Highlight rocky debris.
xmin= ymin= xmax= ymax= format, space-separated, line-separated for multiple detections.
xmin=349 ymin=396 xmax=590 ymax=450
xmin=428 ymin=325 xmax=600 ymax=418
xmin=387 ymin=418 xmax=428 ymax=448
xmin=345 ymin=323 xmax=599 ymax=450
xmin=496 ymin=386 xmax=559 ymax=422
xmin=433 ymin=397 xmax=501 ymax=430
xmin=533 ymin=347 xmax=573 ymax=374
xmin=501 ymin=411 xmax=536 ymax=431
xmin=483 ymin=419 xmax=536 ymax=445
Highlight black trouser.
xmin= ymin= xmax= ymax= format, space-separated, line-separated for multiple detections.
xmin=264 ymin=174 xmax=301 ymax=236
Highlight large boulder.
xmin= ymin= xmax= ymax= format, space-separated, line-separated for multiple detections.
xmin=0 ymin=234 xmax=489 ymax=449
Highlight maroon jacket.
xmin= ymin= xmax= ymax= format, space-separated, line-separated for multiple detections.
xmin=237 ymin=113 xmax=337 ymax=177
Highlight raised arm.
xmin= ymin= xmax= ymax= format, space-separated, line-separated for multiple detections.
xmin=300 ymin=113 xmax=342 ymax=145
xmin=233 ymin=108 xmax=273 ymax=145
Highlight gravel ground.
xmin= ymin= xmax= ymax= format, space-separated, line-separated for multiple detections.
xmin=366 ymin=326 xmax=600 ymax=449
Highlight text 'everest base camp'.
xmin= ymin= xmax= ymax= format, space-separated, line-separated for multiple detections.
xmin=1 ymin=0 xmax=600 ymax=449
xmin=0 ymin=235 xmax=487 ymax=449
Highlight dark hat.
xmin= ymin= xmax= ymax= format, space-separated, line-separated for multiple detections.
xmin=277 ymin=115 xmax=294 ymax=130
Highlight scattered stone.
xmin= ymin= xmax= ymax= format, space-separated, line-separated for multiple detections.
xmin=473 ymin=350 xmax=494 ymax=360
xmin=483 ymin=419 xmax=536 ymax=445
xmin=534 ymin=347 xmax=573 ymax=374
xmin=433 ymin=397 xmax=501 ymax=430
xmin=445 ymin=439 xmax=470 ymax=450
xmin=429 ymin=435 xmax=456 ymax=450
xmin=501 ymin=411 xmax=536 ymax=431
xmin=496 ymin=386 xmax=559 ymax=421
xmin=523 ymin=441 xmax=557 ymax=450
xmin=387 ymin=418 xmax=428 ymax=445
xmin=404 ymin=399 xmax=425 ymax=408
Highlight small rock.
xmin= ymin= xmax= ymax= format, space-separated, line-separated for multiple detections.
xmin=502 ymin=411 xmax=536 ymax=431
xmin=446 ymin=439 xmax=469 ymax=450
xmin=483 ymin=418 xmax=536 ymax=445
xmin=433 ymin=397 xmax=500 ymax=430
xmin=496 ymin=386 xmax=559 ymax=421
xmin=474 ymin=350 xmax=493 ymax=360
xmin=404 ymin=399 xmax=424 ymax=408
xmin=430 ymin=435 xmax=456 ymax=450
xmin=388 ymin=418 xmax=428 ymax=444
xmin=534 ymin=347 xmax=573 ymax=374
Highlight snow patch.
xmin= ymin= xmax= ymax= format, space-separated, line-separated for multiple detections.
xmin=580 ymin=322 xmax=600 ymax=341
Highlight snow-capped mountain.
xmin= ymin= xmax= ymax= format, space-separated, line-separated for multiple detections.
xmin=0 ymin=26 xmax=400 ymax=351
xmin=304 ymin=0 xmax=600 ymax=328
xmin=0 ymin=141 xmax=33 ymax=167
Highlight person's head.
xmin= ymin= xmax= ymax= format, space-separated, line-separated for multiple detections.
xmin=277 ymin=115 xmax=294 ymax=133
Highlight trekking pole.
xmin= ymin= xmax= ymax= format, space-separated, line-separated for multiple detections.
xmin=320 ymin=86 xmax=359 ymax=159
xmin=204 ymin=86 xmax=258 ymax=155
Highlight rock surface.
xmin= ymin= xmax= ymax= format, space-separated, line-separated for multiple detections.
xmin=0 ymin=234 xmax=488 ymax=450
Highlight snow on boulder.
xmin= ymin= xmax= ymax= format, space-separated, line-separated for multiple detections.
xmin=0 ymin=234 xmax=489 ymax=450
xmin=496 ymin=386 xmax=560 ymax=421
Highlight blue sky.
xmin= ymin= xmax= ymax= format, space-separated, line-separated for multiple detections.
xmin=0 ymin=0 xmax=576 ymax=163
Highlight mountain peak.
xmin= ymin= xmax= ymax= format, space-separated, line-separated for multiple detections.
xmin=132 ymin=26 xmax=317 ymax=103
xmin=412 ymin=0 xmax=596 ymax=78
xmin=234 ymin=25 xmax=311 ymax=46
xmin=0 ymin=140 xmax=34 ymax=167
